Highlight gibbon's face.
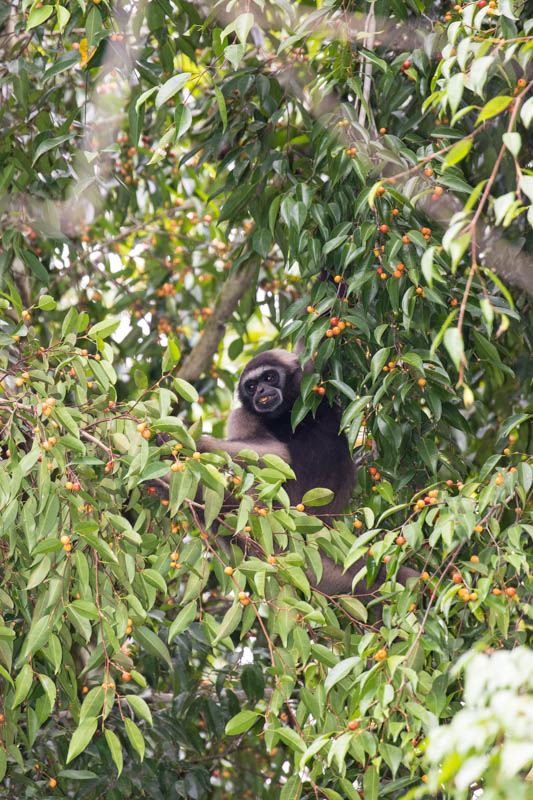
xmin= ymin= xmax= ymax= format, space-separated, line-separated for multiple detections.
xmin=240 ymin=365 xmax=288 ymax=417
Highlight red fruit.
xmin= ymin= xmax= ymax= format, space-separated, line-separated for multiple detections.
xmin=330 ymin=317 xmax=339 ymax=326
xmin=348 ymin=720 xmax=359 ymax=730
xmin=402 ymin=60 xmax=411 ymax=68
xmin=379 ymin=224 xmax=389 ymax=233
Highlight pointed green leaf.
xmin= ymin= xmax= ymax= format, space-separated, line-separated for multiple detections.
xmin=66 ymin=717 xmax=98 ymax=763
xmin=155 ymin=73 xmax=191 ymax=108
xmin=126 ymin=695 xmax=153 ymax=726
xmin=124 ymin=718 xmax=145 ymax=761
xmin=225 ymin=710 xmax=260 ymax=735
xmin=12 ymin=664 xmax=33 ymax=708
xmin=443 ymin=138 xmax=472 ymax=169
xmin=476 ymin=95 xmax=512 ymax=124
xmin=104 ymin=728 xmax=123 ymax=776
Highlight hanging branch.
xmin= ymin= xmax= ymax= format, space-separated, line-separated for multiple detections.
xmin=176 ymin=258 xmax=259 ymax=381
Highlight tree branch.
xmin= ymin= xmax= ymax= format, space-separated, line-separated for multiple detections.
xmin=176 ymin=258 xmax=259 ymax=381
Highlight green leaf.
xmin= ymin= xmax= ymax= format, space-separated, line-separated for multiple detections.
xmin=136 ymin=87 xmax=158 ymax=110
xmin=214 ymin=85 xmax=227 ymax=131
xmin=430 ymin=309 xmax=458 ymax=357
xmin=12 ymin=664 xmax=33 ymax=708
xmin=275 ymin=727 xmax=306 ymax=753
xmin=78 ymin=532 xmax=118 ymax=563
xmin=87 ymin=317 xmax=120 ymax=339
xmin=133 ymin=626 xmax=172 ymax=669
xmin=55 ymin=406 xmax=79 ymax=438
xmin=156 ymin=73 xmax=191 ymax=108
xmin=224 ymin=43 xmax=244 ymax=70
xmin=38 ymin=294 xmax=56 ymax=310
xmin=80 ymin=687 xmax=105 ymax=722
xmin=66 ymin=717 xmax=98 ymax=763
xmin=18 ymin=614 xmax=51 ymax=663
xmin=520 ymin=96 xmax=533 ymax=128
xmin=213 ymin=603 xmax=243 ymax=644
xmin=26 ymin=4 xmax=53 ymax=30
xmin=105 ymin=513 xmax=142 ymax=545
xmin=447 ymin=72 xmax=464 ymax=115
xmin=520 ymin=174 xmax=533 ymax=204
xmin=32 ymin=133 xmax=73 ymax=165
xmin=124 ymin=718 xmax=145 ymax=761
xmin=443 ymin=327 xmax=464 ymax=372
xmin=21 ymin=250 xmax=49 ymax=284
xmin=104 ymin=729 xmax=123 ymax=776
xmin=476 ymin=95 xmax=512 ymax=124
xmin=417 ymin=439 xmax=438 ymax=473
xmin=56 ymin=5 xmax=70 ymax=33
xmin=126 ymin=695 xmax=153 ymax=726
xmin=233 ymin=12 xmax=254 ymax=44
xmin=379 ymin=742 xmax=402 ymax=777
xmin=69 ymin=600 xmax=100 ymax=621
xmin=26 ymin=556 xmax=51 ymax=590
xmin=338 ymin=596 xmax=368 ymax=623
xmin=363 ymin=765 xmax=379 ymax=800
xmin=143 ymin=568 xmax=167 ymax=594
xmin=443 ymin=138 xmax=472 ymax=169
xmin=173 ymin=378 xmax=199 ymax=403
xmin=301 ymin=488 xmax=335 ymax=507
xmin=324 ymin=657 xmax=362 ymax=693
xmin=43 ymin=52 xmax=79 ymax=81
xmin=57 ymin=769 xmax=98 ymax=780
xmin=174 ymin=103 xmax=192 ymax=140
xmin=502 ymin=132 xmax=521 ymax=157
xmin=225 ymin=710 xmax=260 ymax=735
xmin=262 ymin=454 xmax=295 ymax=478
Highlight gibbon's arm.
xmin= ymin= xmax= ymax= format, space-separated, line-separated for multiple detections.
xmin=196 ymin=406 xmax=290 ymax=462
xmin=197 ymin=434 xmax=289 ymax=462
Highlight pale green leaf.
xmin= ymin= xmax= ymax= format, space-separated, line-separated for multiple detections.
xmin=443 ymin=327 xmax=464 ymax=372
xmin=155 ymin=73 xmax=191 ymax=108
xmin=476 ymin=95 xmax=512 ymax=124
xmin=443 ymin=138 xmax=472 ymax=169
xmin=26 ymin=5 xmax=53 ymax=31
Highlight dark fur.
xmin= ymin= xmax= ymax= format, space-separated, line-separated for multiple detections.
xmin=197 ymin=350 xmax=418 ymax=598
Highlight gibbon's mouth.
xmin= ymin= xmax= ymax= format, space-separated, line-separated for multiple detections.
xmin=254 ymin=393 xmax=281 ymax=412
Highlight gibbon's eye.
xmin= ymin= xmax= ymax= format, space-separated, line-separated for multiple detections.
xmin=246 ymin=381 xmax=257 ymax=395
xmin=264 ymin=371 xmax=278 ymax=384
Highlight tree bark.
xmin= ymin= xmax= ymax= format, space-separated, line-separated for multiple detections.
xmin=176 ymin=258 xmax=259 ymax=381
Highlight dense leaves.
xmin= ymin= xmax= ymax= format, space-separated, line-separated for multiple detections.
xmin=0 ymin=0 xmax=532 ymax=798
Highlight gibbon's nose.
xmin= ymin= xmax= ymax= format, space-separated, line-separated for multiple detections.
xmin=256 ymin=383 xmax=276 ymax=405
